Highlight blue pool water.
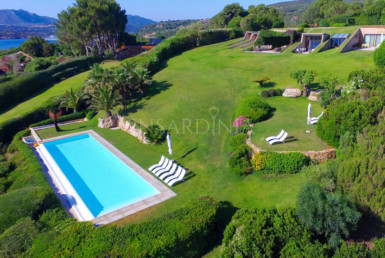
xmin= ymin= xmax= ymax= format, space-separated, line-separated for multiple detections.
xmin=43 ymin=134 xmax=159 ymax=217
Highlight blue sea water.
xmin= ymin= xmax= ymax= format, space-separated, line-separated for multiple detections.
xmin=0 ymin=38 xmax=57 ymax=50
xmin=43 ymin=133 xmax=159 ymax=217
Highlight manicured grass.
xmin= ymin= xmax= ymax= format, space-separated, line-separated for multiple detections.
xmin=0 ymin=60 xmax=119 ymax=123
xmin=251 ymin=97 xmax=328 ymax=151
xmin=36 ymin=39 xmax=373 ymax=225
xmin=307 ymin=26 xmax=359 ymax=35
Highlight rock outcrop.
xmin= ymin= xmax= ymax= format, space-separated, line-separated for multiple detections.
xmin=282 ymin=88 xmax=302 ymax=98
xmin=117 ymin=116 xmax=150 ymax=144
xmin=308 ymin=90 xmax=321 ymax=101
xmin=98 ymin=115 xmax=118 ymax=128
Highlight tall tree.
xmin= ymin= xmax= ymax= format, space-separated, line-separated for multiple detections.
xmin=55 ymin=0 xmax=127 ymax=58
xmin=133 ymin=66 xmax=152 ymax=95
xmin=89 ymin=86 xmax=120 ymax=117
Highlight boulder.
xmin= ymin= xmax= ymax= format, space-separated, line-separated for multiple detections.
xmin=117 ymin=116 xmax=150 ymax=144
xmin=282 ymin=88 xmax=302 ymax=98
xmin=98 ymin=114 xmax=118 ymax=128
xmin=308 ymin=90 xmax=321 ymax=101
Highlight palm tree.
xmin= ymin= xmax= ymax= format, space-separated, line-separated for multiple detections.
xmin=85 ymin=64 xmax=114 ymax=94
xmin=134 ymin=66 xmax=152 ymax=95
xmin=89 ymin=85 xmax=120 ymax=117
xmin=60 ymin=88 xmax=88 ymax=113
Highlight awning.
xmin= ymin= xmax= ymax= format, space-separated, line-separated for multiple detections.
xmin=331 ymin=34 xmax=350 ymax=39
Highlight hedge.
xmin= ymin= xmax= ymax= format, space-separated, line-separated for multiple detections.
xmin=29 ymin=198 xmax=219 ymax=257
xmin=229 ymin=144 xmax=253 ymax=176
xmin=252 ymin=152 xmax=310 ymax=174
xmin=127 ymin=29 xmax=243 ymax=74
xmin=374 ymin=41 xmax=385 ymax=68
xmin=254 ymin=29 xmax=292 ymax=48
xmin=229 ymin=133 xmax=247 ymax=151
xmin=0 ymin=56 xmax=94 ymax=112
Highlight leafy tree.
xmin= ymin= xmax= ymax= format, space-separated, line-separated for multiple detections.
xmin=89 ymin=86 xmax=120 ymax=117
xmin=318 ymin=74 xmax=340 ymax=108
xmin=21 ymin=37 xmax=54 ymax=57
xmin=56 ymin=0 xmax=127 ymax=57
xmin=297 ymin=182 xmax=361 ymax=248
xmin=209 ymin=3 xmax=247 ymax=29
xmin=60 ymin=88 xmax=88 ymax=113
xmin=290 ymin=70 xmax=317 ymax=97
xmin=240 ymin=15 xmax=260 ymax=32
xmin=228 ymin=16 xmax=242 ymax=28
xmin=49 ymin=109 xmax=63 ymax=132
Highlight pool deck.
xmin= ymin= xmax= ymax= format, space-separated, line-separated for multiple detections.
xmin=36 ymin=130 xmax=176 ymax=225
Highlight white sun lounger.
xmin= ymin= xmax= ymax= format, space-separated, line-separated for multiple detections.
xmin=152 ymin=158 xmax=171 ymax=174
xmin=310 ymin=112 xmax=324 ymax=125
xmin=266 ymin=131 xmax=288 ymax=145
xmin=166 ymin=169 xmax=186 ymax=186
xmin=155 ymin=160 xmax=174 ymax=177
xmin=159 ymin=164 xmax=179 ymax=180
xmin=148 ymin=156 xmax=166 ymax=172
xmin=265 ymin=130 xmax=285 ymax=142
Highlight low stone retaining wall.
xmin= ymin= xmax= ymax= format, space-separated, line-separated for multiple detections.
xmin=246 ymin=129 xmax=336 ymax=163
xmin=98 ymin=115 xmax=149 ymax=144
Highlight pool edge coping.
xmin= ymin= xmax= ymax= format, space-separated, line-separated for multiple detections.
xmin=39 ymin=129 xmax=177 ymax=225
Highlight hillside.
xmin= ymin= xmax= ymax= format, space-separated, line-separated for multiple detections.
xmin=137 ymin=19 xmax=209 ymax=39
xmin=269 ymin=0 xmax=315 ymax=26
xmin=0 ymin=9 xmax=56 ymax=25
xmin=125 ymin=14 xmax=156 ymax=33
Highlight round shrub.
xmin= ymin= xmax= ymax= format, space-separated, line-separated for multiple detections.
xmin=229 ymin=133 xmax=247 ymax=151
xmin=267 ymin=89 xmax=276 ymax=97
xmin=261 ymin=90 xmax=270 ymax=98
xmin=86 ymin=109 xmax=97 ymax=120
xmin=275 ymin=88 xmax=284 ymax=96
xmin=374 ymin=41 xmax=385 ymax=68
xmin=236 ymin=97 xmax=271 ymax=123
xmin=144 ymin=124 xmax=166 ymax=144
xmin=229 ymin=144 xmax=252 ymax=176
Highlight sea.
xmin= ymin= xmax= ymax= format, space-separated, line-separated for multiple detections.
xmin=0 ymin=38 xmax=57 ymax=50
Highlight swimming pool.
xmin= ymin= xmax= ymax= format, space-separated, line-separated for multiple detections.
xmin=37 ymin=131 xmax=175 ymax=223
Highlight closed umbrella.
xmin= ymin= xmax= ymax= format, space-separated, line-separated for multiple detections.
xmin=307 ymin=103 xmax=312 ymax=125
xmin=167 ymin=132 xmax=172 ymax=155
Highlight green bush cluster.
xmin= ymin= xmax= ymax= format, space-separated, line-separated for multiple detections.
xmin=261 ymin=88 xmax=283 ymax=98
xmin=0 ymin=56 xmax=94 ymax=112
xmin=229 ymin=144 xmax=253 ymax=176
xmin=128 ymin=29 xmax=242 ymax=74
xmin=317 ymin=96 xmax=385 ymax=148
xmin=235 ymin=97 xmax=271 ymax=123
xmin=297 ymin=182 xmax=361 ymax=248
xmin=24 ymin=58 xmax=54 ymax=72
xmin=30 ymin=111 xmax=86 ymax=127
xmin=229 ymin=133 xmax=247 ymax=151
xmin=254 ymin=152 xmax=310 ymax=174
xmin=254 ymin=29 xmax=291 ymax=48
xmin=144 ymin=124 xmax=166 ymax=144
xmin=221 ymin=208 xmax=327 ymax=257
xmin=374 ymin=41 xmax=385 ymax=68
xmin=29 ymin=198 xmax=219 ymax=257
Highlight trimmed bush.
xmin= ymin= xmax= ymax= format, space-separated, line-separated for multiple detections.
xmin=229 ymin=144 xmax=252 ymax=176
xmin=374 ymin=41 xmax=385 ymax=68
xmin=229 ymin=133 xmax=247 ymax=151
xmin=254 ymin=29 xmax=291 ymax=48
xmin=236 ymin=97 xmax=271 ymax=123
xmin=29 ymin=198 xmax=219 ymax=257
xmin=256 ymin=152 xmax=310 ymax=174
xmin=85 ymin=109 xmax=97 ymax=120
xmin=261 ymin=88 xmax=283 ymax=98
xmin=24 ymin=58 xmax=52 ymax=72
xmin=0 ymin=218 xmax=39 ymax=257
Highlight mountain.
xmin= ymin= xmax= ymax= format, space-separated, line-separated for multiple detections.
xmin=0 ymin=9 xmax=56 ymax=25
xmin=269 ymin=0 xmax=315 ymax=27
xmin=125 ymin=15 xmax=156 ymax=33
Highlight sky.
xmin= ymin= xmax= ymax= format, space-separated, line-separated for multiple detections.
xmin=0 ymin=0 xmax=283 ymax=21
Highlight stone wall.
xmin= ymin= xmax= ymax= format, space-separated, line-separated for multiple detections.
xmin=98 ymin=115 xmax=150 ymax=144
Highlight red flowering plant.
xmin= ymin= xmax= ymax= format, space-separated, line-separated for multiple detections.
xmin=232 ymin=115 xmax=251 ymax=135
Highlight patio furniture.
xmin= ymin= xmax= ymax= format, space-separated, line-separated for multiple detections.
xmin=310 ymin=112 xmax=324 ymax=124
xmin=148 ymin=156 xmax=166 ymax=172
xmin=155 ymin=160 xmax=174 ymax=177
xmin=166 ymin=168 xmax=186 ymax=186
xmin=159 ymin=164 xmax=178 ymax=180
xmin=266 ymin=130 xmax=288 ymax=145
xmin=152 ymin=158 xmax=171 ymax=174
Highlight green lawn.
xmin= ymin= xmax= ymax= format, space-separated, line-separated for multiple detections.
xmin=0 ymin=60 xmax=119 ymax=123
xmin=251 ymin=97 xmax=328 ymax=151
xmin=307 ymin=26 xmax=359 ymax=35
xmin=35 ymin=39 xmax=373 ymax=225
